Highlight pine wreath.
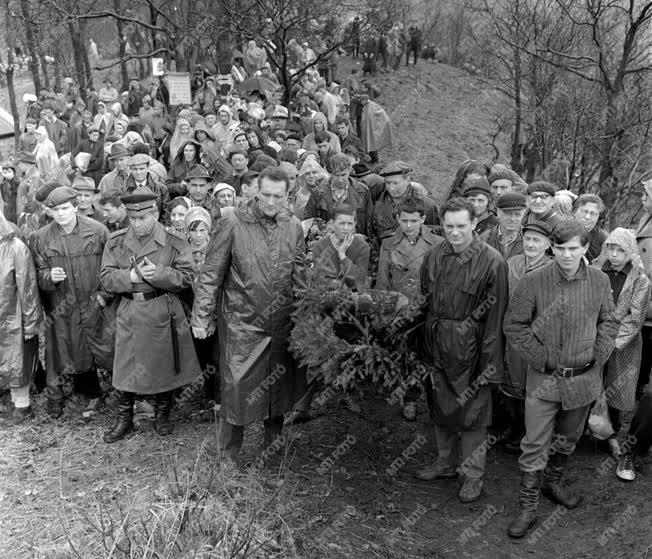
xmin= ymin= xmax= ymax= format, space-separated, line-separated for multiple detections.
xmin=290 ymin=281 xmax=434 ymax=398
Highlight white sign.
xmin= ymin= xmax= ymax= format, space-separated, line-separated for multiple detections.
xmin=167 ymin=73 xmax=192 ymax=105
xmin=152 ymin=58 xmax=165 ymax=76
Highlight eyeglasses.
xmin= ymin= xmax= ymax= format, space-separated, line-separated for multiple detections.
xmin=529 ymin=193 xmax=551 ymax=201
xmin=577 ymin=209 xmax=600 ymax=218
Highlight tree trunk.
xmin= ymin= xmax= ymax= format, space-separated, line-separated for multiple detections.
xmin=3 ymin=0 xmax=21 ymax=149
xmin=53 ymin=54 xmax=62 ymax=90
xmin=79 ymin=19 xmax=93 ymax=90
xmin=38 ymin=47 xmax=51 ymax=90
xmin=68 ymin=22 xmax=87 ymax=92
xmin=113 ymin=0 xmax=129 ymax=90
xmin=19 ymin=0 xmax=42 ymax=93
xmin=510 ymin=46 xmax=522 ymax=173
xmin=597 ymin=94 xmax=619 ymax=209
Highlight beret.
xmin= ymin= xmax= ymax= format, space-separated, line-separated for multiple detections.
xmin=35 ymin=182 xmax=65 ymax=203
xmin=45 ymin=186 xmax=78 ymax=208
xmin=379 ymin=161 xmax=411 ymax=177
xmin=488 ymin=168 xmax=518 ymax=184
xmin=527 ymin=181 xmax=557 ymax=196
xmin=522 ymin=220 xmax=551 ymax=238
xmin=72 ymin=176 xmax=98 ymax=193
xmin=496 ymin=192 xmax=527 ymax=210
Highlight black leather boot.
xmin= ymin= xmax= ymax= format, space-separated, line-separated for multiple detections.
xmin=542 ymin=453 xmax=581 ymax=508
xmin=103 ymin=390 xmax=135 ymax=443
xmin=154 ymin=391 xmax=175 ymax=436
xmin=508 ymin=471 xmax=541 ymax=538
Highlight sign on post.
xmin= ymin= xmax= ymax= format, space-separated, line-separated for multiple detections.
xmin=167 ymin=73 xmax=192 ymax=105
xmin=152 ymin=58 xmax=165 ymax=76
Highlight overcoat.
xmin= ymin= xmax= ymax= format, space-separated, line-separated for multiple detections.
xmin=636 ymin=214 xmax=652 ymax=325
xmin=100 ymin=222 xmax=200 ymax=393
xmin=0 ymin=223 xmax=42 ymax=389
xmin=191 ymin=199 xmax=307 ymax=425
xmin=420 ymin=237 xmax=508 ymax=430
xmin=31 ymin=216 xmax=114 ymax=373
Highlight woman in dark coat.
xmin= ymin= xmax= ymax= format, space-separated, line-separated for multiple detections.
xmin=165 ymin=139 xmax=203 ymax=196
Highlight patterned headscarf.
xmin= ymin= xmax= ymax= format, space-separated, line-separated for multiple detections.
xmin=601 ymin=227 xmax=643 ymax=270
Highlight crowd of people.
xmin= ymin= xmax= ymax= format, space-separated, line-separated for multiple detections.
xmin=1 ymin=43 xmax=652 ymax=542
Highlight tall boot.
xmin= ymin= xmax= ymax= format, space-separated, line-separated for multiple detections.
xmin=542 ymin=453 xmax=581 ymax=508
xmin=508 ymin=470 xmax=541 ymax=538
xmin=154 ymin=391 xmax=175 ymax=436
xmin=103 ymin=390 xmax=135 ymax=443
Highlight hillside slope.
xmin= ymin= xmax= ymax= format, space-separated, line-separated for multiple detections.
xmin=348 ymin=59 xmax=508 ymax=203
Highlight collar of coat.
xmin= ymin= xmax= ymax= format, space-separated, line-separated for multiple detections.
xmin=441 ymin=235 xmax=485 ymax=264
xmin=391 ymin=224 xmax=441 ymax=246
xmin=551 ymin=259 xmax=588 ymax=283
xmin=236 ymin=197 xmax=291 ymax=224
xmin=123 ymin=220 xmax=166 ymax=257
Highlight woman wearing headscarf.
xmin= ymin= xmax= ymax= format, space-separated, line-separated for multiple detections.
xmin=291 ymin=155 xmax=329 ymax=219
xmin=194 ymin=121 xmax=221 ymax=160
xmin=212 ymin=104 xmax=240 ymax=153
xmin=169 ymin=117 xmax=194 ymax=162
xmin=166 ymin=139 xmax=203 ymax=197
xmin=595 ymin=228 xmax=651 ymax=481
xmin=0 ymin=208 xmax=42 ymax=423
xmin=245 ymin=125 xmax=278 ymax=160
xmin=302 ymin=112 xmax=341 ymax=153
xmin=93 ymin=102 xmax=113 ymax=137
xmin=447 ymin=159 xmax=491 ymax=200
xmin=34 ymin=126 xmax=60 ymax=176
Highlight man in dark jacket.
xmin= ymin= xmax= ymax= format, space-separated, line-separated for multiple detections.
xmin=573 ymin=193 xmax=607 ymax=263
xmin=72 ymin=176 xmax=105 ymax=223
xmin=71 ymin=125 xmax=105 ymax=187
xmin=99 ymin=194 xmax=129 ymax=232
xmin=124 ymin=154 xmax=170 ymax=215
xmin=523 ymin=181 xmax=562 ymax=228
xmin=30 ymin=186 xmax=114 ymax=418
xmin=463 ymin=176 xmax=499 ymax=235
xmin=191 ymin=167 xmax=307 ymax=463
xmin=503 ymin=219 xmax=618 ymax=539
xmin=126 ymin=78 xmax=146 ymax=118
xmin=373 ymin=161 xmax=439 ymax=243
xmin=336 ymin=116 xmax=362 ymax=154
xmin=39 ymin=102 xmax=69 ymax=155
xmin=415 ymin=197 xmax=508 ymax=504
xmin=304 ymin=153 xmax=374 ymax=237
xmin=478 ymin=192 xmax=526 ymax=260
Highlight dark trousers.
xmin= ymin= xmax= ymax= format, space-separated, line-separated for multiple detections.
xmin=46 ymin=368 xmax=102 ymax=402
xmin=630 ymin=391 xmax=652 ymax=457
xmin=638 ymin=326 xmax=652 ymax=396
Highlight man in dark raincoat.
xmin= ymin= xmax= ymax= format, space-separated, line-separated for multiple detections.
xmin=416 ymin=197 xmax=508 ymax=503
xmin=191 ymin=166 xmax=307 ymax=462
xmin=30 ymin=185 xmax=115 ymax=418
xmin=100 ymin=187 xmax=201 ymax=442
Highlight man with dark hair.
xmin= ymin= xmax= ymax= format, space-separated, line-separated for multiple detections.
xmin=31 ymin=186 xmax=114 ymax=418
xmin=100 ymin=194 xmax=129 ymax=232
xmin=239 ymin=170 xmax=260 ymax=202
xmin=336 ymin=116 xmax=362 ymax=154
xmin=304 ymin=153 xmax=374 ymax=237
xmin=191 ymin=167 xmax=307 ymax=463
xmin=573 ymin=193 xmax=607 ymax=263
xmin=503 ymin=219 xmax=618 ymax=539
xmin=478 ymin=192 xmax=526 ymax=259
xmin=39 ymin=102 xmax=69 ymax=155
xmin=416 ymin=197 xmax=508 ymax=504
xmin=524 ymin=181 xmax=561 ymax=228
xmin=226 ymin=148 xmax=249 ymax=194
xmin=373 ymin=161 xmax=439 ymax=243
xmin=286 ymin=133 xmax=303 ymax=151
xmin=376 ymin=200 xmax=444 ymax=421
xmin=314 ymin=130 xmax=334 ymax=168
xmin=463 ymin=176 xmax=499 ymax=235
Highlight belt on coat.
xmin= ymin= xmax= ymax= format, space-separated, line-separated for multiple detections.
xmin=122 ymin=290 xmax=164 ymax=301
xmin=545 ymin=361 xmax=595 ymax=378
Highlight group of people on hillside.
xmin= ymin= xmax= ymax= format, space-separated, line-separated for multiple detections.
xmin=1 ymin=45 xmax=652 ymax=543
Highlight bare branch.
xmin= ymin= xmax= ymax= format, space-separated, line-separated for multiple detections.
xmin=93 ymin=48 xmax=169 ymax=71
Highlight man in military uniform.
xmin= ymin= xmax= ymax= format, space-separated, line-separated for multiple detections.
xmin=72 ymin=176 xmax=105 ymax=223
xmin=373 ymin=161 xmax=439 ymax=244
xmin=30 ymin=185 xmax=114 ymax=418
xmin=100 ymin=187 xmax=200 ymax=443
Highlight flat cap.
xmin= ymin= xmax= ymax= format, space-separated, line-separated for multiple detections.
xmin=527 ymin=181 xmax=557 ymax=196
xmin=496 ymin=192 xmax=527 ymax=210
xmin=522 ymin=220 xmax=551 ymax=238
xmin=72 ymin=176 xmax=98 ymax=193
xmin=120 ymin=186 xmax=158 ymax=214
xmin=45 ymin=186 xmax=78 ymax=208
xmin=128 ymin=153 xmax=151 ymax=167
xmin=379 ymin=161 xmax=412 ymax=177
xmin=462 ymin=175 xmax=491 ymax=198
xmin=186 ymin=164 xmax=212 ymax=181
